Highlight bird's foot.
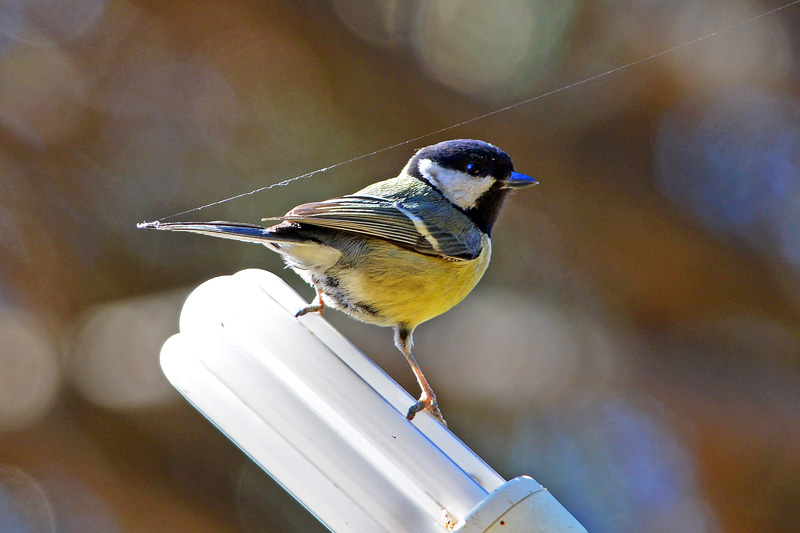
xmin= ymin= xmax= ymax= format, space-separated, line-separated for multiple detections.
xmin=406 ymin=392 xmax=447 ymax=427
xmin=296 ymin=288 xmax=326 ymax=317
xmin=295 ymin=303 xmax=324 ymax=317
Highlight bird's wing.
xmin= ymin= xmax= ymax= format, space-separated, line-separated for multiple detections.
xmin=266 ymin=195 xmax=481 ymax=260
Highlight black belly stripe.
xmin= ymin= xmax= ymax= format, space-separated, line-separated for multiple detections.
xmin=349 ymin=300 xmax=380 ymax=316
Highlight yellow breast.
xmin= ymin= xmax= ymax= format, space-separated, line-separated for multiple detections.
xmin=338 ymin=235 xmax=492 ymax=329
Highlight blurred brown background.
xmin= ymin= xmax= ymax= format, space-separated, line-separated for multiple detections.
xmin=1 ymin=0 xmax=800 ymax=531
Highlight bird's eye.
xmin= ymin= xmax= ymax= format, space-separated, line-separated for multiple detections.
xmin=465 ymin=162 xmax=482 ymax=176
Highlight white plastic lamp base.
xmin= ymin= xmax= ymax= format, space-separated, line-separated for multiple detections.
xmin=160 ymin=269 xmax=585 ymax=532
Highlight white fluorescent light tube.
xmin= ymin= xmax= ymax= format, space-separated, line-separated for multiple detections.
xmin=160 ymin=269 xmax=586 ymax=532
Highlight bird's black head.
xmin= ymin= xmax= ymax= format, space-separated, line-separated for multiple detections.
xmin=406 ymin=139 xmax=536 ymax=235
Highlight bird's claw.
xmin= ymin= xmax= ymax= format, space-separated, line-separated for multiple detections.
xmin=295 ymin=303 xmax=324 ymax=317
xmin=407 ymin=393 xmax=447 ymax=427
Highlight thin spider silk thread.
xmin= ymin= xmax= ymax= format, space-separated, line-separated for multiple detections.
xmin=143 ymin=0 xmax=800 ymax=224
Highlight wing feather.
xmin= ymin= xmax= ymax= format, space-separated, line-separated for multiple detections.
xmin=265 ymin=195 xmax=480 ymax=260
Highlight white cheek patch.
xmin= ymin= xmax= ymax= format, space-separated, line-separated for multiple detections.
xmin=418 ymin=158 xmax=495 ymax=210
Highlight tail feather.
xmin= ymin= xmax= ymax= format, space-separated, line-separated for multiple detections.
xmin=137 ymin=220 xmax=277 ymax=245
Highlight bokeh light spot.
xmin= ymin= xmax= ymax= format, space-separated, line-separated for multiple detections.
xmin=0 ymin=44 xmax=86 ymax=145
xmin=331 ymin=0 xmax=412 ymax=48
xmin=655 ymin=89 xmax=800 ymax=270
xmin=510 ymin=392 xmax=717 ymax=532
xmin=23 ymin=0 xmax=105 ymax=44
xmin=38 ymin=476 xmax=118 ymax=532
xmin=411 ymin=0 xmax=575 ymax=101
xmin=0 ymin=310 xmax=61 ymax=431
xmin=664 ymin=0 xmax=792 ymax=91
xmin=69 ymin=290 xmax=188 ymax=410
xmin=416 ymin=288 xmax=623 ymax=408
xmin=0 ymin=465 xmax=55 ymax=532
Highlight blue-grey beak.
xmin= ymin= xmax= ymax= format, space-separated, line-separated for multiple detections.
xmin=501 ymin=171 xmax=538 ymax=189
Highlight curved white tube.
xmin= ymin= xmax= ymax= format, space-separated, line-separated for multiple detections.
xmin=160 ymin=269 xmax=585 ymax=532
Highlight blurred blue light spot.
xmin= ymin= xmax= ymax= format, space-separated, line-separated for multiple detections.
xmin=0 ymin=466 xmax=54 ymax=532
xmin=0 ymin=0 xmax=25 ymax=59
xmin=655 ymin=89 xmax=800 ymax=268
xmin=508 ymin=393 xmax=715 ymax=532
xmin=0 ymin=492 xmax=29 ymax=533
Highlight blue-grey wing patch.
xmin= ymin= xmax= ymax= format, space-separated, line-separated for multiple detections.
xmin=264 ymin=195 xmax=481 ymax=260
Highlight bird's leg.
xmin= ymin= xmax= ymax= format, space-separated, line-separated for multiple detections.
xmin=394 ymin=326 xmax=447 ymax=427
xmin=295 ymin=286 xmax=325 ymax=317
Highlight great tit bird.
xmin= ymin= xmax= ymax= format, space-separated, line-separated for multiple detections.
xmin=140 ymin=139 xmax=536 ymax=426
